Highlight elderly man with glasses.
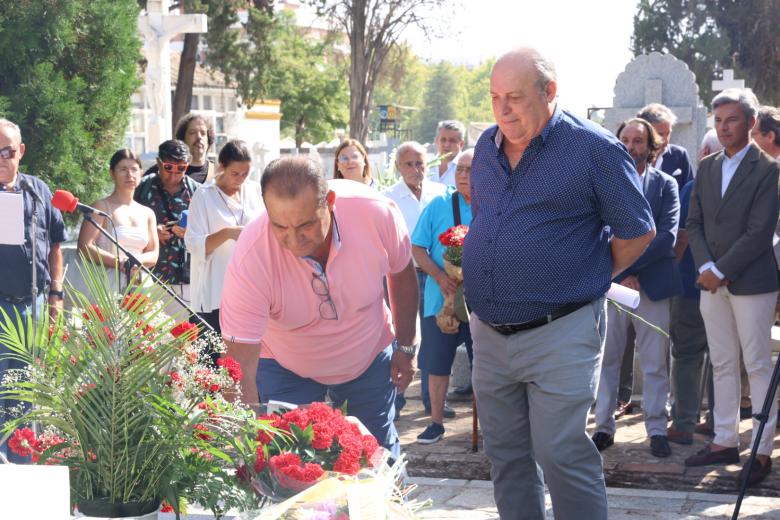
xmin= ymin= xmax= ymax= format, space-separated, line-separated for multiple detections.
xmin=220 ymin=156 xmax=419 ymax=457
xmin=135 ymin=139 xmax=199 ymax=317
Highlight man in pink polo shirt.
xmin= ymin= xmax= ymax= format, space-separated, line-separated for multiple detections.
xmin=220 ymin=156 xmax=419 ymax=456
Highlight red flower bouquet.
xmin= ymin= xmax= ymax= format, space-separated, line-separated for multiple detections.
xmin=436 ymin=224 xmax=469 ymax=334
xmin=238 ymin=402 xmax=384 ymax=502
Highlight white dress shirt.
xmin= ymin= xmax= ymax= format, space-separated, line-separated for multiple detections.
xmin=184 ymin=180 xmax=265 ymax=312
xmin=382 ymin=179 xmax=447 ymax=237
xmin=699 ymin=143 xmax=751 ymax=280
xmin=427 ymin=160 xmax=457 ymax=186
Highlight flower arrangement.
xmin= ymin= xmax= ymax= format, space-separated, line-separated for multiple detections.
xmin=0 ymin=258 xmax=272 ymax=519
xmin=436 ymin=225 xmax=469 ymax=333
xmin=234 ymin=402 xmax=383 ymax=503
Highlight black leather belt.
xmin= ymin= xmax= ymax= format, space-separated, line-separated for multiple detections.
xmin=483 ymin=301 xmax=591 ymax=336
xmin=0 ymin=293 xmax=30 ymax=305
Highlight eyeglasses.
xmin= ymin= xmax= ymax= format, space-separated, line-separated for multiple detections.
xmin=161 ymin=162 xmax=188 ymax=173
xmin=401 ymin=161 xmax=425 ymax=169
xmin=455 ymin=166 xmax=471 ymax=174
xmin=0 ymin=146 xmax=18 ymax=160
xmin=337 ymin=153 xmax=362 ymax=163
xmin=311 ymin=272 xmax=338 ymax=320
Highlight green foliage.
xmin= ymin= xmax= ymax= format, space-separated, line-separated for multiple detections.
xmin=632 ymin=0 xmax=780 ymax=106
xmin=0 ymin=0 xmax=142 ymax=206
xmin=268 ymin=12 xmax=349 ymax=147
xmin=195 ymin=0 xmax=279 ymax=108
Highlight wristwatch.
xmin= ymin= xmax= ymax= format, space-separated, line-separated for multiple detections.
xmin=49 ymin=289 xmax=64 ymax=300
xmin=392 ymin=339 xmax=418 ymax=356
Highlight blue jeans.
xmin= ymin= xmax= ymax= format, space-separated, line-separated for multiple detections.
xmin=0 ymin=295 xmax=43 ymax=463
xmin=257 ymin=345 xmax=400 ymax=458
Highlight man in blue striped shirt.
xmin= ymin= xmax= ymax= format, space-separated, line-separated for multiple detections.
xmin=463 ymin=47 xmax=655 ymax=520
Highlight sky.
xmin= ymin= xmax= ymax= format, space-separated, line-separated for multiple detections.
xmin=406 ymin=0 xmax=640 ymax=118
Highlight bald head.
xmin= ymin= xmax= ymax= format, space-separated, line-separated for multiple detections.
xmin=490 ymin=47 xmax=557 ymax=150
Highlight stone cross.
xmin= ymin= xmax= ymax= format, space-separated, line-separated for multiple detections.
xmin=712 ymin=68 xmax=745 ymax=93
xmin=138 ymin=0 xmax=207 ymax=149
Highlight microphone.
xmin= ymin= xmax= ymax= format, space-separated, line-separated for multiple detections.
xmin=51 ymin=189 xmax=111 ymax=218
xmin=18 ymin=178 xmax=43 ymax=204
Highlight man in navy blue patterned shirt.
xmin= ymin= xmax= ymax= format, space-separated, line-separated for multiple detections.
xmin=463 ymin=48 xmax=655 ymax=520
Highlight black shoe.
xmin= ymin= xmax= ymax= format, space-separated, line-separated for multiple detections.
xmin=740 ymin=406 xmax=753 ymax=420
xmin=416 ymin=422 xmax=445 ymax=444
xmin=424 ymin=403 xmax=456 ymax=419
xmin=591 ymin=432 xmax=614 ymax=452
xmin=447 ymin=384 xmax=473 ymax=401
xmin=685 ymin=444 xmax=740 ymax=467
xmin=650 ymin=435 xmax=672 ymax=458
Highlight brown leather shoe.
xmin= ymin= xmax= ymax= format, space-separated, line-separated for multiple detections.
xmin=694 ymin=422 xmax=715 ymax=437
xmin=667 ymin=427 xmax=693 ymax=445
xmin=614 ymin=400 xmax=634 ymax=419
xmin=738 ymin=457 xmax=772 ymax=488
xmin=685 ymin=444 xmax=740 ymax=467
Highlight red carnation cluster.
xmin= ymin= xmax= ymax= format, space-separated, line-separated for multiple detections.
xmin=438 ymin=224 xmax=469 ymax=247
xmin=194 ymin=367 xmax=221 ymax=393
xmin=249 ymin=402 xmax=384 ymax=500
xmin=269 ymin=453 xmax=325 ymax=492
xmin=8 ymin=427 xmax=69 ymax=464
xmin=216 ymin=356 xmax=242 ymax=383
xmin=171 ymin=321 xmax=198 ymax=340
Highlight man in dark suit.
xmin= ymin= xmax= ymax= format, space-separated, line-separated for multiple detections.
xmin=638 ymin=103 xmax=695 ymax=191
xmin=592 ymin=117 xmax=681 ymax=458
xmin=685 ymin=88 xmax=780 ymax=487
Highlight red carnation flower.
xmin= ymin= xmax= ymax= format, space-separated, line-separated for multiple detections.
xmin=122 ymin=293 xmax=149 ymax=313
xmin=192 ymin=423 xmax=210 ymax=440
xmin=216 ymin=356 xmax=243 ymax=383
xmin=82 ymin=304 xmax=105 ymax=323
xmin=269 ymin=452 xmax=301 ymax=470
xmin=282 ymin=408 xmax=311 ymax=430
xmin=311 ymin=422 xmax=335 ymax=450
xmin=333 ymin=451 xmax=361 ymax=475
xmin=254 ymin=446 xmax=266 ymax=473
xmin=171 ymin=321 xmax=198 ymax=340
xmin=361 ymin=434 xmax=381 ymax=465
xmin=160 ymin=501 xmax=174 ymax=513
xmin=8 ymin=428 xmax=39 ymax=458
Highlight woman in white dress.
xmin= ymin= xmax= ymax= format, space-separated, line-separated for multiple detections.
xmin=74 ymin=150 xmax=159 ymax=299
xmin=185 ymin=140 xmax=264 ymax=351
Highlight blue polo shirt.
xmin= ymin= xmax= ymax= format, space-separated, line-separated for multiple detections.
xmin=463 ymin=106 xmax=654 ymax=324
xmin=0 ymin=173 xmax=66 ymax=299
xmin=411 ymin=188 xmax=473 ymax=317
xmin=677 ymin=180 xmax=699 ymax=300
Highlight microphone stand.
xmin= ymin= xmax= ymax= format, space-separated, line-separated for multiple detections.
xmin=81 ymin=213 xmax=214 ymax=333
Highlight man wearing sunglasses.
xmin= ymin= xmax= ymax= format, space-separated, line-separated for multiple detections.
xmin=143 ymin=114 xmax=216 ymax=184
xmin=135 ymin=139 xmax=199 ymax=316
xmin=220 ymin=156 xmax=419 ymax=458
xmin=0 ymin=118 xmax=66 ymax=463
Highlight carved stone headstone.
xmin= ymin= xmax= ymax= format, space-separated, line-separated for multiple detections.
xmin=604 ymin=52 xmax=708 ymax=162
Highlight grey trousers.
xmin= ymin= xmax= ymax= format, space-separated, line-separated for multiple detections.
xmin=670 ymin=296 xmax=708 ymax=433
xmin=471 ymin=299 xmax=608 ymax=520
xmin=595 ymin=294 xmax=671 ymax=437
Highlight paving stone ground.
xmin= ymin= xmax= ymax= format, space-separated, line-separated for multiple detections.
xmin=396 ymin=373 xmax=780 ymax=498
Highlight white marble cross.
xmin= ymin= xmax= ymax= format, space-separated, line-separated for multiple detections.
xmin=712 ymin=69 xmax=745 ymax=93
xmin=138 ymin=0 xmax=207 ymax=149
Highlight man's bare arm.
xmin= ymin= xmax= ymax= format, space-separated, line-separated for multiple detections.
xmin=223 ymin=339 xmax=261 ymax=414
xmin=611 ymin=229 xmax=655 ymax=279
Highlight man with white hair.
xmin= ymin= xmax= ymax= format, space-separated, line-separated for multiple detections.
xmin=686 ymin=88 xmax=780 ymax=487
xmin=383 ymin=142 xmax=448 ymax=417
xmin=638 ymin=103 xmax=695 ymax=189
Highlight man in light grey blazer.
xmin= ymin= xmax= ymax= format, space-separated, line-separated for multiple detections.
xmin=685 ymin=88 xmax=780 ymax=488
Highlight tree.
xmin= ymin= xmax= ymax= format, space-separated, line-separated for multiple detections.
xmin=0 ymin=0 xmax=142 ymax=206
xmin=163 ymin=0 xmax=278 ymax=127
xmin=268 ymin=12 xmax=349 ymax=147
xmin=415 ymin=61 xmax=460 ymax=143
xmin=310 ymin=0 xmax=445 ymax=143
xmin=632 ymin=0 xmax=780 ymax=106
